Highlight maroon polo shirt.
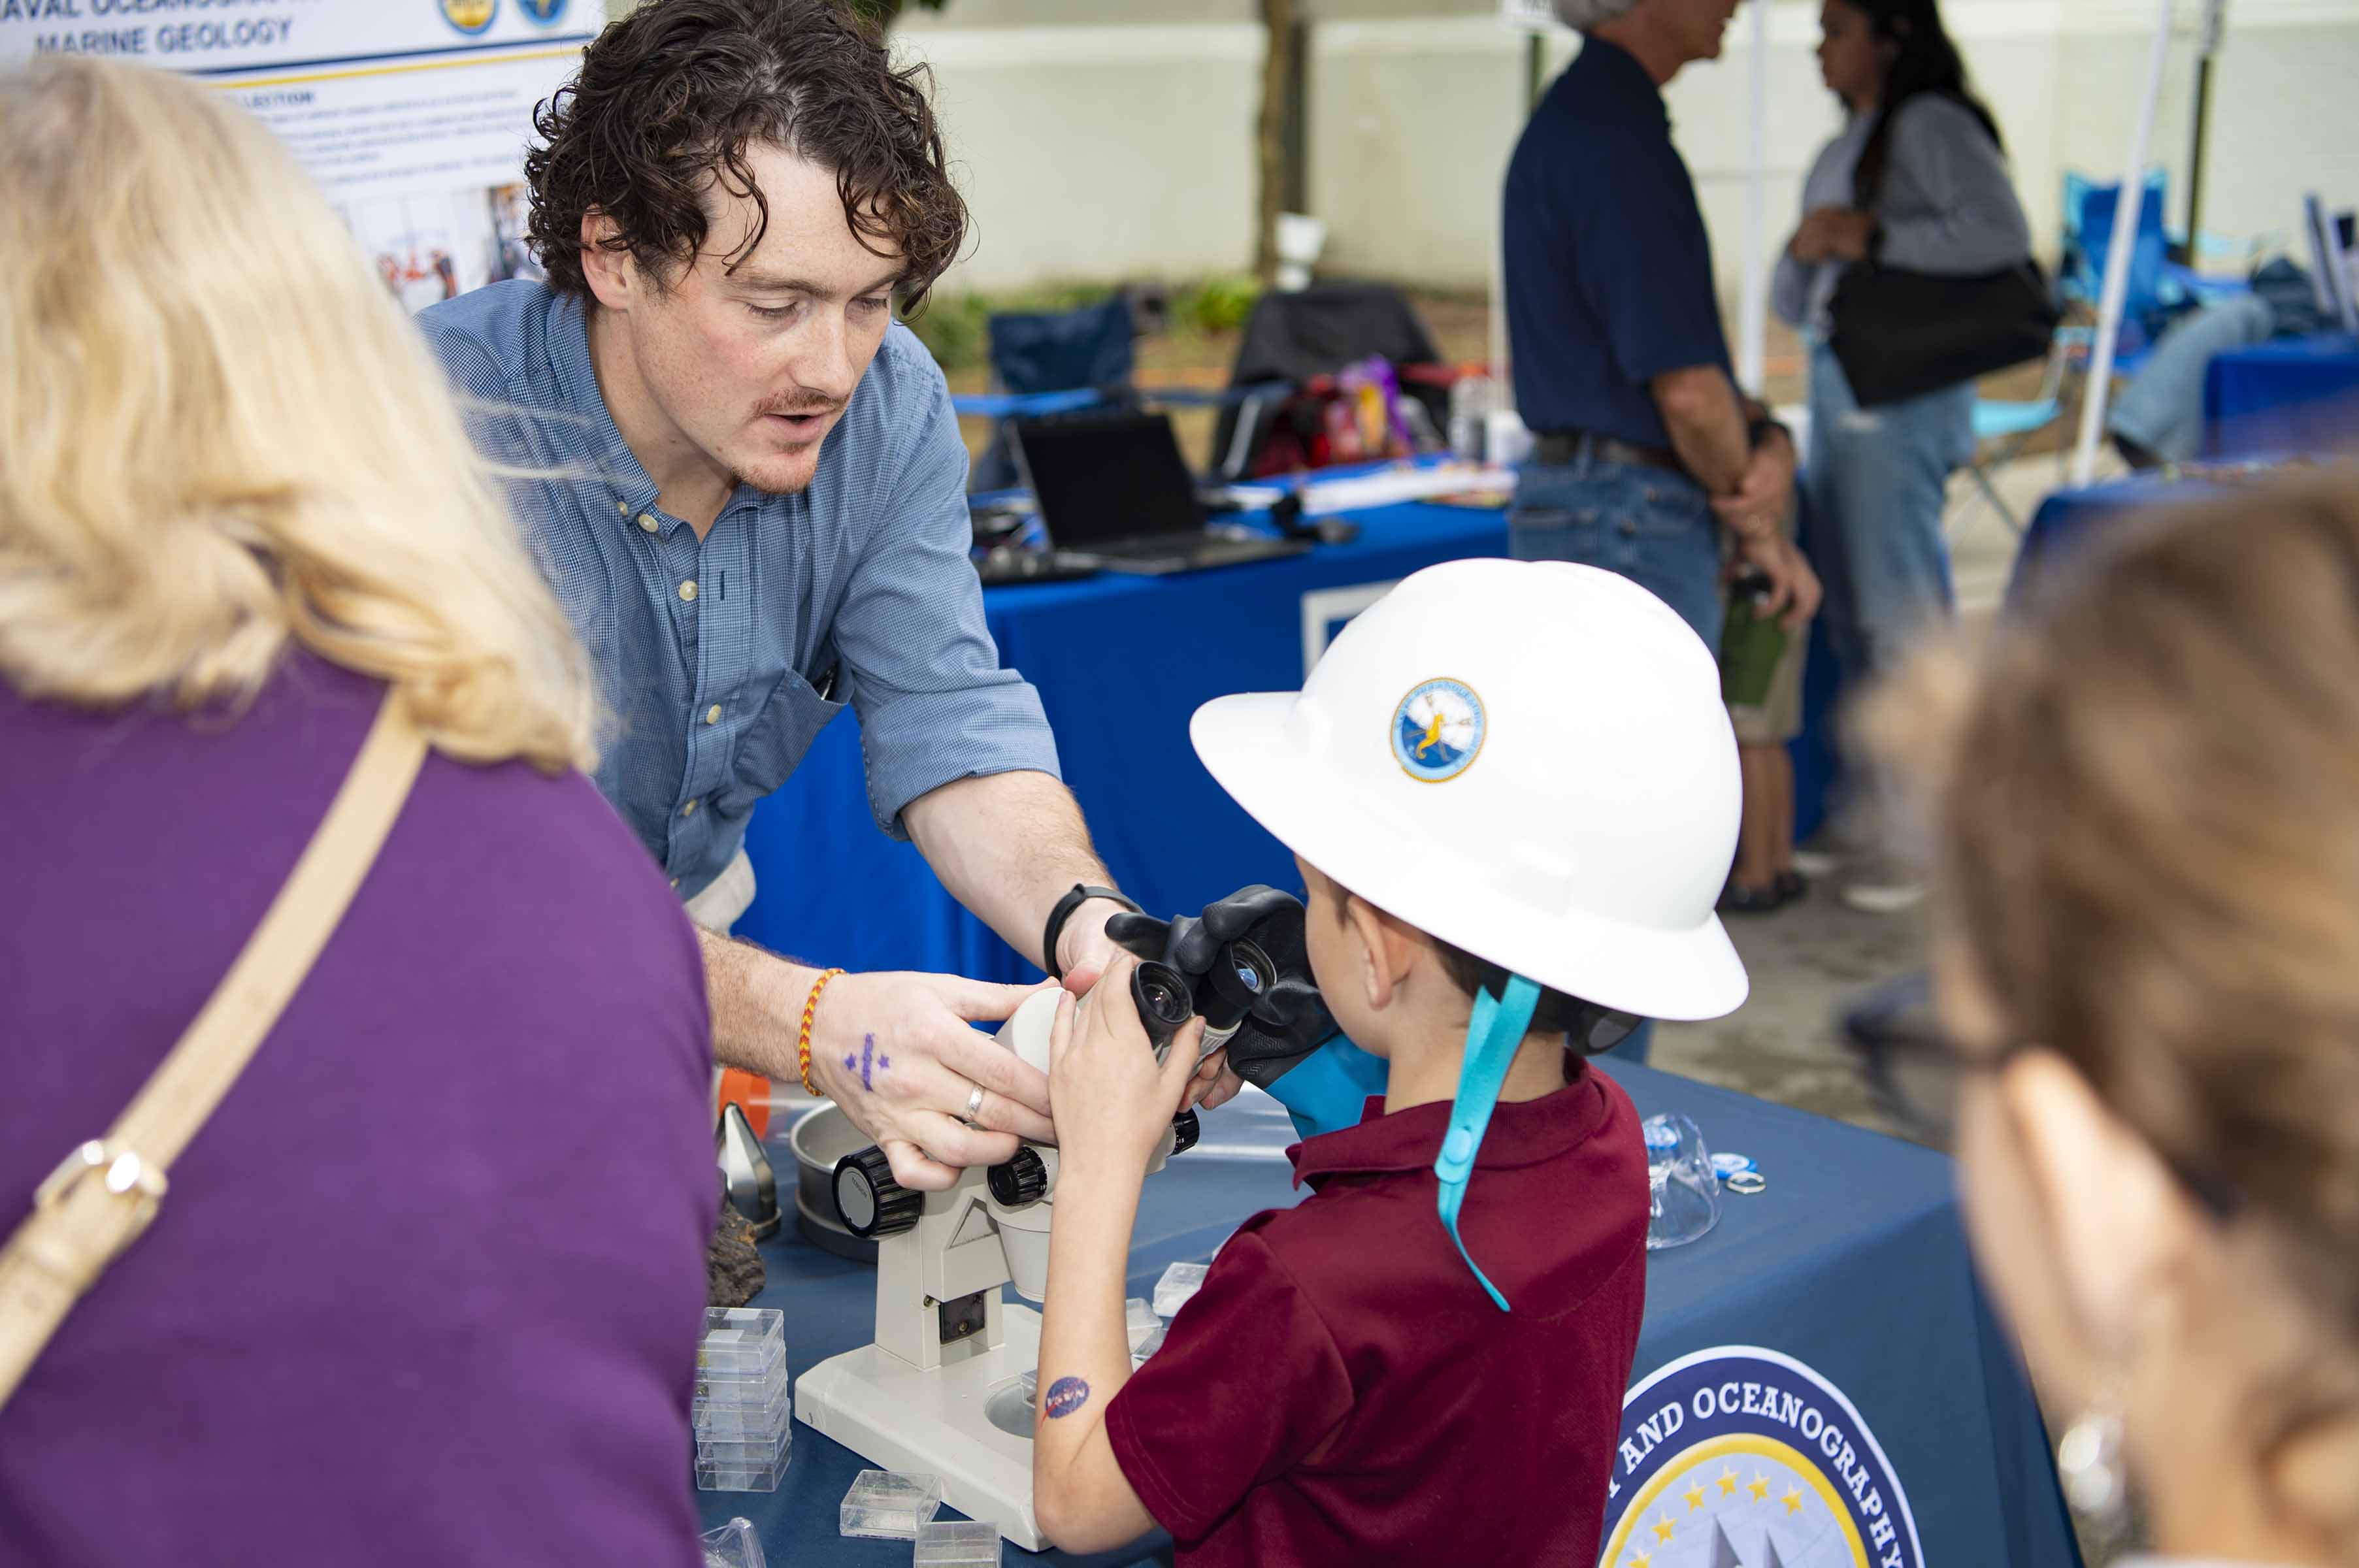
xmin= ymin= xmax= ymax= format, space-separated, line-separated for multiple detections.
xmin=1105 ymin=1062 xmax=1648 ymax=1567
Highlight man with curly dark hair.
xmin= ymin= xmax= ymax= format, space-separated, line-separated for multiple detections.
xmin=420 ymin=0 xmax=1178 ymax=1193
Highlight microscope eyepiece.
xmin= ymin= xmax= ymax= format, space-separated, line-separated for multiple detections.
xmin=1198 ymin=938 xmax=1277 ymax=1032
xmin=1132 ymin=961 xmax=1195 ymax=1054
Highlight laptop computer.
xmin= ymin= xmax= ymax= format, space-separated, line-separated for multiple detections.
xmin=1010 ymin=409 xmax=1310 ymax=576
xmin=2304 ymin=193 xmax=2358 ymax=335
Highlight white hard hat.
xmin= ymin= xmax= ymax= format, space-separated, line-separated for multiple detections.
xmin=1191 ymin=557 xmax=1747 ymax=1022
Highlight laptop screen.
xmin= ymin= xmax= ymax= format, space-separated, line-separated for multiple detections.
xmin=1012 ymin=411 xmax=1206 ymax=549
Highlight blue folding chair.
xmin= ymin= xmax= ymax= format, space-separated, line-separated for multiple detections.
xmin=959 ymin=297 xmax=1136 ymax=493
xmin=1956 ymin=327 xmax=2088 ymax=534
xmin=2061 ymin=171 xmax=2256 ymax=357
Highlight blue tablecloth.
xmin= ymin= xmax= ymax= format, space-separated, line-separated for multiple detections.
xmin=2203 ymin=331 xmax=2359 ymax=459
xmin=738 ymin=501 xmax=1514 ymax=982
xmin=2008 ymin=468 xmax=2272 ymax=606
xmin=697 ymin=1063 xmax=2079 ymax=1566
xmin=740 ymin=497 xmax=1835 ymax=981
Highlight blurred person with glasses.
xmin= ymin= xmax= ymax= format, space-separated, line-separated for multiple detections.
xmin=1846 ymin=477 xmax=2359 ymax=1564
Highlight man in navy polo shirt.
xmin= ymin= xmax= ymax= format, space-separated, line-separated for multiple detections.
xmin=1504 ymin=0 xmax=1819 ymax=651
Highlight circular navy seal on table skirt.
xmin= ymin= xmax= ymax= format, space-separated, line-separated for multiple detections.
xmin=1597 ymin=1346 xmax=1924 ymax=1568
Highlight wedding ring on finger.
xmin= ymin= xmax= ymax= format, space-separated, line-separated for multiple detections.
xmin=963 ymin=1083 xmax=987 ymax=1125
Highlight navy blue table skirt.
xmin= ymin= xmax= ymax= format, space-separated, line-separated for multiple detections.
xmin=697 ymin=1063 xmax=2078 ymax=1565
xmin=2204 ymin=331 xmax=2359 ymax=459
xmin=2011 ymin=471 xmax=2241 ymax=606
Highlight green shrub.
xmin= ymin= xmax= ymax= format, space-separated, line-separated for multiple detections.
xmin=1175 ymin=274 xmax=1260 ymax=335
xmin=907 ymin=276 xmax=1261 ymax=372
xmin=905 ymin=293 xmax=993 ymax=372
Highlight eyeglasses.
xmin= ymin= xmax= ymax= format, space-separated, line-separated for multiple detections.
xmin=1840 ymin=972 xmax=2242 ymax=1220
xmin=1839 ymin=971 xmax=1984 ymax=1144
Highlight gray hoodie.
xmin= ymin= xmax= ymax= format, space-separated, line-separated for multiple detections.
xmin=1772 ymin=93 xmax=2034 ymax=338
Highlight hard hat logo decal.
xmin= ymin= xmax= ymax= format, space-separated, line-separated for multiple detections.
xmin=1392 ymin=679 xmax=1485 ymax=782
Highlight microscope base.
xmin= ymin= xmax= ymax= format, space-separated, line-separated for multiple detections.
xmin=795 ymin=1303 xmax=1047 ymax=1552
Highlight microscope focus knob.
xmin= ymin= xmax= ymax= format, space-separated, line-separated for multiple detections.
xmin=1169 ymin=1110 xmax=1201 ymax=1156
xmin=834 ymin=1146 xmax=921 ymax=1238
xmin=987 ymin=1146 xmax=1049 ymax=1208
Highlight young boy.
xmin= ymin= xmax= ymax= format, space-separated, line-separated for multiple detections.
xmin=1028 ymin=558 xmax=1751 ymax=1564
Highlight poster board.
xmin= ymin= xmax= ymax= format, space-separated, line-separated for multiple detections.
xmin=1 ymin=1 xmax=595 ymax=308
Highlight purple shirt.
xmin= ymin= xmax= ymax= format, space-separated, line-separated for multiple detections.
xmin=0 ymin=655 xmax=716 ymax=1567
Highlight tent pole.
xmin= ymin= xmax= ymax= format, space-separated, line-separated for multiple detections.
xmin=2185 ymin=0 xmax=2226 ymax=247
xmin=1737 ymin=0 xmax=1771 ymax=395
xmin=2071 ymin=0 xmax=2179 ymax=487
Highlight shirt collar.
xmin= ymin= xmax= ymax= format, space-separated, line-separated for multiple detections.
xmin=546 ymin=291 xmax=666 ymax=525
xmin=1287 ymin=1064 xmax=1610 ymax=1190
xmin=1578 ymin=36 xmax=1668 ymax=128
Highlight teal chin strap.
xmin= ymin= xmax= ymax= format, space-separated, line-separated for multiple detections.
xmin=1433 ymin=973 xmax=1541 ymax=1313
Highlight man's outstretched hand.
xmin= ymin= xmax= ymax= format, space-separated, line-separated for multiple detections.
xmin=801 ymin=970 xmax=1061 ymax=1192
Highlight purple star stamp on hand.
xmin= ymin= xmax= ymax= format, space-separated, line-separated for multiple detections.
xmin=848 ymin=1034 xmax=889 ymax=1090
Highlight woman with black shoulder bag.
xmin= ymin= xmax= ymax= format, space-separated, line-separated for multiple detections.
xmin=1772 ymin=0 xmax=2041 ymax=912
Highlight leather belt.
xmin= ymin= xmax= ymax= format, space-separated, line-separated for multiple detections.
xmin=1532 ymin=429 xmax=1685 ymax=477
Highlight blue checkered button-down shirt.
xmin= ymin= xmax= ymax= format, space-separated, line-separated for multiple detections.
xmin=419 ymin=282 xmax=1059 ymax=902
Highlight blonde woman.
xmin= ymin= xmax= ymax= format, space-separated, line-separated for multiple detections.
xmin=1855 ymin=479 xmax=2359 ymax=1564
xmin=0 ymin=59 xmax=713 ymax=1568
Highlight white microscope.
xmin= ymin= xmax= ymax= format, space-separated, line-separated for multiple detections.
xmin=795 ymin=955 xmax=1271 ymax=1550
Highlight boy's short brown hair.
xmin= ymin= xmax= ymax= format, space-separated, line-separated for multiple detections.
xmin=1316 ymin=864 xmax=1630 ymax=1049
xmin=1432 ymin=939 xmax=1630 ymax=1051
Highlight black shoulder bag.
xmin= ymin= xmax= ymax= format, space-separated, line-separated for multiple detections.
xmin=1827 ymin=258 xmax=2060 ymax=409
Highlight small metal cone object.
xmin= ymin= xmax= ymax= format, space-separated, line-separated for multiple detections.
xmin=718 ymin=1103 xmax=781 ymax=1240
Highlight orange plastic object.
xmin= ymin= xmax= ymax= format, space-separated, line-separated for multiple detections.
xmin=717 ymin=1068 xmax=770 ymax=1141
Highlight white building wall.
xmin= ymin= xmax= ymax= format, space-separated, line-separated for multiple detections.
xmin=899 ymin=23 xmax=1266 ymax=293
xmin=616 ymin=0 xmax=2359 ymax=301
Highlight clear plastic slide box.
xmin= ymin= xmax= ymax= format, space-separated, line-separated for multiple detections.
xmin=695 ymin=1438 xmax=790 ymax=1494
xmin=693 ymin=1359 xmax=787 ymax=1397
xmin=914 ymin=1519 xmax=1002 ymax=1566
xmin=1152 ymin=1262 xmax=1208 ymax=1318
xmin=697 ymin=1307 xmax=785 ymax=1376
xmin=693 ymin=1382 xmax=791 ymax=1437
xmin=838 ymin=1469 xmax=944 ymax=1539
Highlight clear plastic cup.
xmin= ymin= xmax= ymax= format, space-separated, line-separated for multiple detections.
xmin=1641 ymin=1113 xmax=1723 ymax=1250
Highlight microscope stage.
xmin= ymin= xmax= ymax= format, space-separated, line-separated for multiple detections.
xmin=796 ymin=1302 xmax=1048 ymax=1552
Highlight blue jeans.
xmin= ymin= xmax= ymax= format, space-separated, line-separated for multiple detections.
xmin=1802 ymin=342 xmax=1975 ymax=683
xmin=1509 ymin=454 xmax=1723 ymax=655
xmin=2107 ymin=293 xmax=2273 ymax=464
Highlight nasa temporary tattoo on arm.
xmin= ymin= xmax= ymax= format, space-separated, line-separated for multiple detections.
xmin=841 ymin=1032 xmax=893 ymax=1092
xmin=1043 ymin=1376 xmax=1091 ymax=1419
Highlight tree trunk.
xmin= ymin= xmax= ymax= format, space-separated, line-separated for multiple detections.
xmin=1253 ymin=0 xmax=1298 ymax=287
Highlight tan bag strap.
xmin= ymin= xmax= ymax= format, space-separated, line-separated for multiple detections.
xmin=0 ymin=691 xmax=429 ymax=1409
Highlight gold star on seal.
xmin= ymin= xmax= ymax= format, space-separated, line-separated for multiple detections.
xmin=1782 ymin=1486 xmax=1806 ymax=1516
xmin=1627 ymin=1552 xmax=1651 ymax=1568
xmin=1717 ymin=1467 xmax=1738 ymax=1497
xmin=1653 ymin=1512 xmax=1677 ymax=1544
xmin=1683 ymin=1479 xmax=1707 ymax=1511
xmin=1748 ymin=1471 xmax=1770 ymax=1502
